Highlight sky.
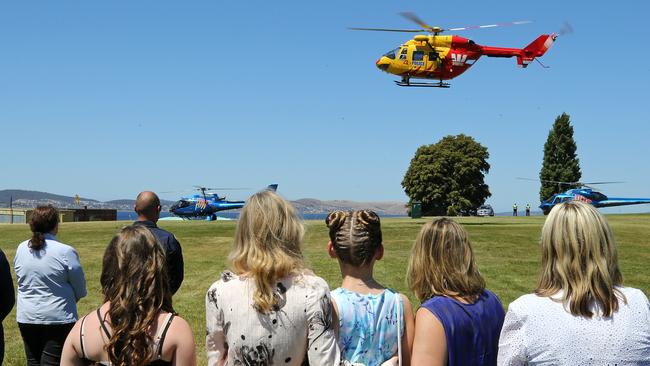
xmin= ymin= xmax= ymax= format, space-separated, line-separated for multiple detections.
xmin=1 ymin=1 xmax=649 ymax=213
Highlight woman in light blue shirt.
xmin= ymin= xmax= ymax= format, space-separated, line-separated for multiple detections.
xmin=14 ymin=205 xmax=86 ymax=366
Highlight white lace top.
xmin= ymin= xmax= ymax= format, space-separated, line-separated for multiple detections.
xmin=498 ymin=287 xmax=650 ymax=365
xmin=205 ymin=271 xmax=341 ymax=366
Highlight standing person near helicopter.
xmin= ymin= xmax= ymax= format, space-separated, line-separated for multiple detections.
xmin=133 ymin=191 xmax=184 ymax=295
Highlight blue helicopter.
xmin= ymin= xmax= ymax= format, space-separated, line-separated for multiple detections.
xmin=532 ymin=180 xmax=650 ymax=215
xmin=169 ymin=184 xmax=278 ymax=220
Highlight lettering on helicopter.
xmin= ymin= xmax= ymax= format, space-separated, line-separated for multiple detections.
xmin=451 ymin=53 xmax=468 ymax=66
xmin=573 ymin=194 xmax=592 ymax=204
xmin=350 ymin=13 xmax=555 ymax=87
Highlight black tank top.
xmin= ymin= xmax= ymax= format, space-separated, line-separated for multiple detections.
xmin=79 ymin=308 xmax=175 ymax=366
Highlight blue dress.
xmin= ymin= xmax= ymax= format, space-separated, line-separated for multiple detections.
xmin=420 ymin=290 xmax=505 ymax=366
xmin=331 ymin=288 xmax=404 ymax=366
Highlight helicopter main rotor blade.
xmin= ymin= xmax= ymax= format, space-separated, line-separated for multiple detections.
xmin=446 ymin=20 xmax=532 ymax=32
xmin=399 ymin=12 xmax=435 ymax=31
xmin=579 ymin=181 xmax=625 ymax=185
xmin=348 ymin=27 xmax=425 ymax=33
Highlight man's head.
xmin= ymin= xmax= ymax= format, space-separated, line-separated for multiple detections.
xmin=135 ymin=191 xmax=161 ymax=222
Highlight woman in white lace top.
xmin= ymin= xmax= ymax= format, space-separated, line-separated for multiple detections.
xmin=205 ymin=190 xmax=340 ymax=366
xmin=498 ymin=201 xmax=650 ymax=365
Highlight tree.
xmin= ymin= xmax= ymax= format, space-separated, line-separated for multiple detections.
xmin=539 ymin=112 xmax=581 ymax=201
xmin=402 ymin=134 xmax=490 ymax=216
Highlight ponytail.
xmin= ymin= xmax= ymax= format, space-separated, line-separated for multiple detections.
xmin=28 ymin=205 xmax=59 ymax=250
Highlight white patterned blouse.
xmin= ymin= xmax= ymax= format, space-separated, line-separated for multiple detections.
xmin=498 ymin=287 xmax=650 ymax=366
xmin=205 ymin=270 xmax=341 ymax=366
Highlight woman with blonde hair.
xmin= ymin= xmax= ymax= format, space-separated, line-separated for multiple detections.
xmin=498 ymin=201 xmax=650 ymax=365
xmin=407 ymin=218 xmax=505 ymax=366
xmin=61 ymin=225 xmax=196 ymax=366
xmin=205 ymin=190 xmax=340 ymax=366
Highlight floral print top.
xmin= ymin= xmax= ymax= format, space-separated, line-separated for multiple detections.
xmin=206 ymin=271 xmax=341 ymax=366
xmin=331 ymin=288 xmax=404 ymax=366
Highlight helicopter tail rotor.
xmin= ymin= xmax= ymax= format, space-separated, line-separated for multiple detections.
xmin=517 ymin=33 xmax=556 ymax=67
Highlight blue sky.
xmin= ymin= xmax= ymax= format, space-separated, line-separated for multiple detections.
xmin=1 ymin=1 xmax=649 ymax=213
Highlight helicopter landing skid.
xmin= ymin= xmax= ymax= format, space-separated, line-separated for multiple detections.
xmin=394 ymin=80 xmax=450 ymax=88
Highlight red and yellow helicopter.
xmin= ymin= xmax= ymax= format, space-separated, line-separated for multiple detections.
xmin=351 ymin=13 xmax=557 ymax=87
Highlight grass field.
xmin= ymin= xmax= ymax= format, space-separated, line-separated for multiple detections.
xmin=1 ymin=215 xmax=649 ymax=365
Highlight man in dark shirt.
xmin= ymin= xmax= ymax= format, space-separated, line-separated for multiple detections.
xmin=0 ymin=248 xmax=15 ymax=365
xmin=133 ymin=191 xmax=184 ymax=294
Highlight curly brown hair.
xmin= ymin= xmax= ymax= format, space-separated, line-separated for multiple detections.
xmin=100 ymin=225 xmax=173 ymax=366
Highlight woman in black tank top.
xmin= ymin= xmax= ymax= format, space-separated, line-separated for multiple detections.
xmin=61 ymin=225 xmax=196 ymax=366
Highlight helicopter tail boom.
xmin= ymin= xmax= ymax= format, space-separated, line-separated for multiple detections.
xmin=481 ymin=33 xmax=556 ymax=68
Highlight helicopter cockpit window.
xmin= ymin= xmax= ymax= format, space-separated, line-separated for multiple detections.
xmin=383 ymin=48 xmax=398 ymax=60
xmin=428 ymin=52 xmax=438 ymax=61
xmin=399 ymin=47 xmax=408 ymax=60
xmin=177 ymin=200 xmax=191 ymax=208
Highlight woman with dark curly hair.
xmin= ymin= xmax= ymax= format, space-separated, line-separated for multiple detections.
xmin=61 ymin=225 xmax=196 ymax=366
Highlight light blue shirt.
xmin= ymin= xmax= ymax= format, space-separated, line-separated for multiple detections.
xmin=332 ymin=288 xmax=404 ymax=366
xmin=14 ymin=233 xmax=87 ymax=324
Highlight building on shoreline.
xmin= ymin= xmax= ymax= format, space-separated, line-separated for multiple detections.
xmin=0 ymin=207 xmax=116 ymax=223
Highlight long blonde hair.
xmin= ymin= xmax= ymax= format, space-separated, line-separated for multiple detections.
xmin=407 ymin=218 xmax=485 ymax=302
xmin=228 ymin=190 xmax=305 ymax=313
xmin=100 ymin=225 xmax=173 ymax=366
xmin=536 ymin=201 xmax=624 ymax=317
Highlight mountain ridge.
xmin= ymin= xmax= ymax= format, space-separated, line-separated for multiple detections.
xmin=0 ymin=189 xmax=407 ymax=215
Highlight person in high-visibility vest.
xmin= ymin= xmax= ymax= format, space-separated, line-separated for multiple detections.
xmin=513 ymin=203 xmax=518 ymax=216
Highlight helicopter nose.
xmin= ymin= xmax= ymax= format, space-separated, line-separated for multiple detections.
xmin=376 ymin=57 xmax=391 ymax=71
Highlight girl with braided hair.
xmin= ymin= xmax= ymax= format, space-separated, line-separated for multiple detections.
xmin=326 ymin=210 xmax=415 ymax=366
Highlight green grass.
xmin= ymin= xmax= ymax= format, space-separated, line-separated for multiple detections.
xmin=1 ymin=215 xmax=649 ymax=365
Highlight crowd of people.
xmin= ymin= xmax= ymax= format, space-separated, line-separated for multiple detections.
xmin=0 ymin=190 xmax=649 ymax=366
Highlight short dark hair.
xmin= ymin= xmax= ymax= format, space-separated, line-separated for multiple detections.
xmin=134 ymin=191 xmax=161 ymax=219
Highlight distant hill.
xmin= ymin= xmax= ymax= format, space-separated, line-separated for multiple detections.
xmin=0 ymin=189 xmax=407 ymax=215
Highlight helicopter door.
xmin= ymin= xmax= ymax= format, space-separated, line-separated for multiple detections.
xmin=412 ymin=51 xmax=425 ymax=67
xmin=426 ymin=51 xmax=439 ymax=70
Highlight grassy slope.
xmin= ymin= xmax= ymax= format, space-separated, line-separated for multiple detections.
xmin=1 ymin=215 xmax=648 ymax=365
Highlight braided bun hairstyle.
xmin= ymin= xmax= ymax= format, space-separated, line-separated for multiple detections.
xmin=325 ymin=210 xmax=382 ymax=266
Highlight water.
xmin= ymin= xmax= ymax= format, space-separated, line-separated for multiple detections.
xmin=116 ymin=211 xmax=407 ymax=221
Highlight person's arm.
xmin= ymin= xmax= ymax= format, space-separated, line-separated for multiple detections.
xmin=60 ymin=319 xmax=85 ymax=366
xmin=168 ymin=316 xmax=196 ymax=366
xmin=411 ymin=307 xmax=447 ymax=366
xmin=65 ymin=248 xmax=87 ymax=301
xmin=205 ymin=285 xmax=228 ymax=366
xmin=400 ymin=293 xmax=415 ymax=366
xmin=0 ymin=249 xmax=14 ymax=322
xmin=306 ymin=280 xmax=341 ymax=366
xmin=167 ymin=235 xmax=184 ymax=295
xmin=497 ymin=303 xmax=527 ymax=366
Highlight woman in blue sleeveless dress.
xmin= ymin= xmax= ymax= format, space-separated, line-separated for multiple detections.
xmin=407 ymin=218 xmax=504 ymax=366
xmin=326 ymin=210 xmax=415 ymax=366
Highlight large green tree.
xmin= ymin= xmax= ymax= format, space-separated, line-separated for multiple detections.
xmin=402 ymin=134 xmax=490 ymax=216
xmin=539 ymin=112 xmax=581 ymax=201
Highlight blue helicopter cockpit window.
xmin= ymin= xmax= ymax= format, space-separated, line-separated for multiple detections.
xmin=383 ymin=48 xmax=398 ymax=60
xmin=412 ymin=51 xmax=424 ymax=61
xmin=177 ymin=200 xmax=191 ymax=208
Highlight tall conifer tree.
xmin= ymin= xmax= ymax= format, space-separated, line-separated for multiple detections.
xmin=539 ymin=112 xmax=581 ymax=201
